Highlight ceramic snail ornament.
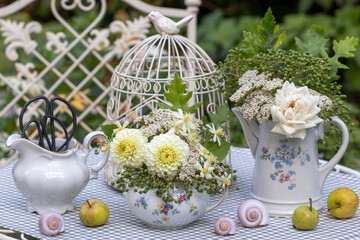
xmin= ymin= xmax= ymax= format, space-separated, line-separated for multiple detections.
xmin=237 ymin=199 xmax=269 ymax=227
xmin=38 ymin=210 xmax=66 ymax=236
xmin=214 ymin=216 xmax=237 ymax=235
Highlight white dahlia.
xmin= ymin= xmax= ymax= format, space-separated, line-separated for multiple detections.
xmin=110 ymin=129 xmax=147 ymax=168
xmin=146 ymin=132 xmax=189 ymax=177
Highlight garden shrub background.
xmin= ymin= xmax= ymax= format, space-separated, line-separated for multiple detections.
xmin=0 ymin=0 xmax=359 ymax=168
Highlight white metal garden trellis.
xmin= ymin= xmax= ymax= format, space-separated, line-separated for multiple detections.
xmin=0 ymin=0 xmax=201 ymax=156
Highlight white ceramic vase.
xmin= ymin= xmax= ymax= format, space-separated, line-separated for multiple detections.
xmin=126 ymin=187 xmax=218 ymax=229
xmin=232 ymin=107 xmax=349 ymax=216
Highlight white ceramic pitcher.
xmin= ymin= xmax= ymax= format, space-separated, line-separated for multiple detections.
xmin=232 ymin=107 xmax=349 ymax=216
xmin=6 ymin=131 xmax=108 ymax=214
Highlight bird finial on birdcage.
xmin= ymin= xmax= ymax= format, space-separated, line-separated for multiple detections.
xmin=148 ymin=11 xmax=193 ymax=35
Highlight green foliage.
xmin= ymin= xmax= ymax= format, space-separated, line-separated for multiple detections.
xmin=241 ymin=8 xmax=286 ymax=56
xmin=113 ymin=163 xmax=233 ymax=204
xmin=101 ymin=124 xmax=117 ymax=139
xmin=208 ymin=104 xmax=230 ymax=126
xmin=295 ymin=26 xmax=359 ymax=79
xmin=203 ymin=140 xmax=231 ymax=163
xmin=327 ymin=37 xmax=358 ymax=71
xmin=295 ymin=26 xmax=328 ymax=56
xmin=257 ymin=8 xmax=286 ymax=51
xmin=157 ymin=74 xmax=202 ymax=113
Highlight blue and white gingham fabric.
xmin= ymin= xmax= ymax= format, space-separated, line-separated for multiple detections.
xmin=0 ymin=147 xmax=360 ymax=240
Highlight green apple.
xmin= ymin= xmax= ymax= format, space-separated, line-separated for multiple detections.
xmin=79 ymin=199 xmax=110 ymax=227
xmin=327 ymin=187 xmax=359 ymax=219
xmin=292 ymin=198 xmax=319 ymax=230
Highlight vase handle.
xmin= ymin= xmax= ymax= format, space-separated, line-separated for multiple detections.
xmin=319 ymin=117 xmax=349 ymax=190
xmin=204 ymin=187 xmax=229 ymax=214
xmin=204 ymin=149 xmax=231 ymax=214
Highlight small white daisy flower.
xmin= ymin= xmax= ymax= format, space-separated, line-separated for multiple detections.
xmin=221 ymin=173 xmax=232 ymax=189
xmin=113 ymin=121 xmax=129 ymax=134
xmin=207 ymin=123 xmax=224 ymax=146
xmin=195 ymin=160 xmax=214 ymax=179
xmin=172 ymin=109 xmax=197 ymax=134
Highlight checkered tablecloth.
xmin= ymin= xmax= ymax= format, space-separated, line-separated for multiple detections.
xmin=0 ymin=147 xmax=360 ymax=240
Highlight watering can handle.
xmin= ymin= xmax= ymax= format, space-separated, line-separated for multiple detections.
xmin=83 ymin=131 xmax=110 ymax=180
xmin=319 ymin=117 xmax=349 ymax=190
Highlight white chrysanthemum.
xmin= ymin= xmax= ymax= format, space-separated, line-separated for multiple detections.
xmin=146 ymin=132 xmax=189 ymax=177
xmin=110 ymin=129 xmax=148 ymax=168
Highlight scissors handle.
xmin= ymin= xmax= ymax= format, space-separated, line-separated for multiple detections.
xmin=21 ymin=119 xmax=45 ymax=148
xmin=19 ymin=96 xmax=50 ymax=136
xmin=40 ymin=115 xmax=69 ymax=152
xmin=19 ymin=95 xmax=77 ymax=152
xmin=49 ymin=96 xmax=77 ymax=151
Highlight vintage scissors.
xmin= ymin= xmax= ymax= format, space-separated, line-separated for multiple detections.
xmin=19 ymin=96 xmax=77 ymax=152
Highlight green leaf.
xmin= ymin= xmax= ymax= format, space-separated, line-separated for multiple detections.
xmin=257 ymin=8 xmax=286 ymax=51
xmin=208 ymin=104 xmax=230 ymax=126
xmin=311 ymin=24 xmax=325 ymax=37
xmin=158 ymin=74 xmax=202 ymax=113
xmin=202 ymin=115 xmax=209 ymax=125
xmin=203 ymin=140 xmax=231 ymax=162
xmin=242 ymin=31 xmax=261 ymax=55
xmin=274 ymin=31 xmax=286 ymax=49
xmin=260 ymin=8 xmax=277 ymax=37
xmin=101 ymin=124 xmax=117 ymax=139
xmin=328 ymin=36 xmax=359 ymax=71
xmin=295 ymin=28 xmax=328 ymax=56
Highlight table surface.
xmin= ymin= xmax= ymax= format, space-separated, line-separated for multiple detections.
xmin=0 ymin=147 xmax=360 ymax=240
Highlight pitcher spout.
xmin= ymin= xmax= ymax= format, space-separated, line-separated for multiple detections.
xmin=232 ymin=107 xmax=259 ymax=158
xmin=6 ymin=134 xmax=26 ymax=151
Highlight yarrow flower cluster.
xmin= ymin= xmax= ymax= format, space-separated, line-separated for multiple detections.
xmin=230 ymin=70 xmax=283 ymax=123
xmin=230 ymin=70 xmax=333 ymax=139
xmin=100 ymin=75 xmax=234 ymax=203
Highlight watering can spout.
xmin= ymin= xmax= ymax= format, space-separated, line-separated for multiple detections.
xmin=232 ymin=107 xmax=259 ymax=158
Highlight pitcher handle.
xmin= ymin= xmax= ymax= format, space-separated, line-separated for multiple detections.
xmin=83 ymin=131 xmax=110 ymax=180
xmin=319 ymin=117 xmax=349 ymax=190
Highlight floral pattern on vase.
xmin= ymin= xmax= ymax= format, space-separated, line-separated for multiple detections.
xmin=135 ymin=197 xmax=148 ymax=209
xmin=151 ymin=203 xmax=180 ymax=223
xmin=189 ymin=203 xmax=197 ymax=213
xmin=260 ymin=139 xmax=311 ymax=190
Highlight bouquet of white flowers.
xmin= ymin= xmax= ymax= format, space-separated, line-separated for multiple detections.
xmin=100 ymin=75 xmax=233 ymax=203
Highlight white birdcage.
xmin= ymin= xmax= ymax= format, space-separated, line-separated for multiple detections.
xmin=107 ymin=11 xmax=225 ymax=123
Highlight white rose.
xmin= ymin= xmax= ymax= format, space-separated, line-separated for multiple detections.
xmin=270 ymin=81 xmax=323 ymax=139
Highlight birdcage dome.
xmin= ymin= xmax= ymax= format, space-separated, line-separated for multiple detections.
xmin=107 ymin=17 xmax=223 ymax=122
